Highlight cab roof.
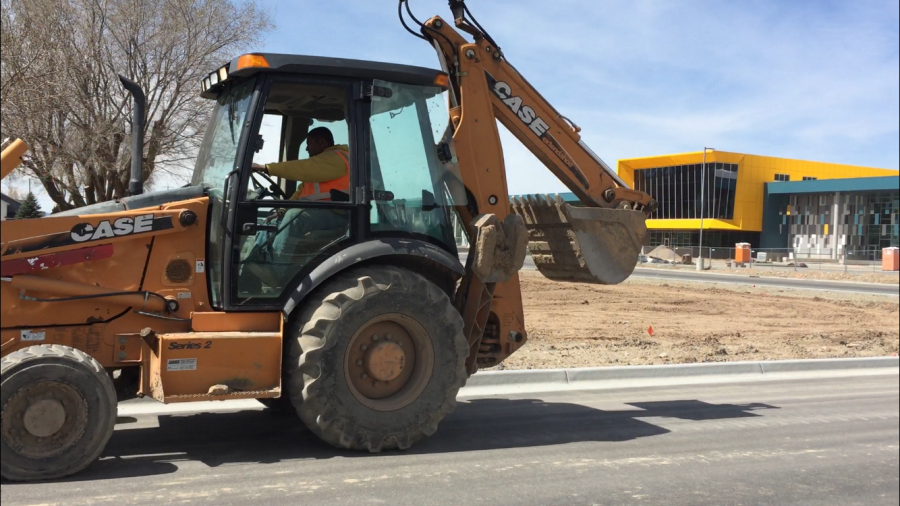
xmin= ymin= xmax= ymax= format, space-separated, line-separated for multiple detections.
xmin=215 ymin=53 xmax=442 ymax=91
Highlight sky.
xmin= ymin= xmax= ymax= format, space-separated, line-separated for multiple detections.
xmin=9 ymin=0 xmax=899 ymax=210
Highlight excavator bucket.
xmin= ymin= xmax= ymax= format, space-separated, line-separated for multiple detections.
xmin=510 ymin=194 xmax=648 ymax=285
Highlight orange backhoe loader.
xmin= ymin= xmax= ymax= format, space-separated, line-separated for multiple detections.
xmin=0 ymin=0 xmax=656 ymax=481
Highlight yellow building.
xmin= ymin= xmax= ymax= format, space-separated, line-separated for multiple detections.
xmin=616 ymin=151 xmax=899 ymax=251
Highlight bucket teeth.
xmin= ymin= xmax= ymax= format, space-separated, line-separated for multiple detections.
xmin=510 ymin=194 xmax=646 ymax=285
xmin=510 ymin=194 xmax=594 ymax=283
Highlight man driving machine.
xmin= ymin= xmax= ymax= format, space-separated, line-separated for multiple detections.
xmin=252 ymin=126 xmax=350 ymax=201
xmin=244 ymin=127 xmax=351 ymax=292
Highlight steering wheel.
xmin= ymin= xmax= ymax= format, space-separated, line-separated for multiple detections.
xmin=250 ymin=169 xmax=288 ymax=200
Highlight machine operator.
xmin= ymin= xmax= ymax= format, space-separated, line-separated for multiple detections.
xmin=252 ymin=126 xmax=350 ymax=201
xmin=247 ymin=126 xmax=350 ymax=278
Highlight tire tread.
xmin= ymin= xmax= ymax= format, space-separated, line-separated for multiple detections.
xmin=1 ymin=344 xmax=116 ymax=481
xmin=287 ymin=266 xmax=467 ymax=452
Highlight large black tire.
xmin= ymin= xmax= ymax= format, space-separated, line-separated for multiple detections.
xmin=288 ymin=266 xmax=467 ymax=452
xmin=1 ymin=345 xmax=117 ymax=481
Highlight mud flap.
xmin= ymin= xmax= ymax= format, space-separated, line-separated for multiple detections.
xmin=510 ymin=195 xmax=647 ymax=285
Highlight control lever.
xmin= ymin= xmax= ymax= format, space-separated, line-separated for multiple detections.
xmin=242 ymin=223 xmax=277 ymax=234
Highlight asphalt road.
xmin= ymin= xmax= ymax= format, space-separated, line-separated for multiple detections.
xmin=3 ymin=373 xmax=897 ymax=506
xmin=460 ymin=253 xmax=899 ymax=296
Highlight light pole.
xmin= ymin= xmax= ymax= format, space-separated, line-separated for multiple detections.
xmin=697 ymin=147 xmax=714 ymax=271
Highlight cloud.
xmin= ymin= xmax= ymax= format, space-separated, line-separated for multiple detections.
xmin=395 ymin=0 xmax=900 ymax=174
xmin=143 ymin=0 xmax=900 ymax=199
xmin=22 ymin=0 xmax=892 ymax=210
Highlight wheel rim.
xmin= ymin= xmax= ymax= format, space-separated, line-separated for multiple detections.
xmin=1 ymin=381 xmax=88 ymax=459
xmin=344 ymin=314 xmax=434 ymax=412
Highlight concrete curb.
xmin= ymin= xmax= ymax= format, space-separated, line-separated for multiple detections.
xmin=757 ymin=357 xmax=898 ymax=373
xmin=116 ymin=357 xmax=897 ymax=416
xmin=460 ymin=357 xmax=898 ymax=395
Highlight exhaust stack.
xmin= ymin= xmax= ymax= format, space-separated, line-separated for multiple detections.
xmin=118 ymin=75 xmax=146 ymax=196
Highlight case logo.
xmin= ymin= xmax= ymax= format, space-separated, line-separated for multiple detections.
xmin=70 ymin=214 xmax=173 ymax=243
xmin=484 ymin=70 xmax=590 ymax=189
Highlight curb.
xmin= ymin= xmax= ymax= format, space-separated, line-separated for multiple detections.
xmin=460 ymin=357 xmax=899 ymax=395
xmin=757 ymin=357 xmax=898 ymax=373
xmin=116 ymin=358 xmax=898 ymax=417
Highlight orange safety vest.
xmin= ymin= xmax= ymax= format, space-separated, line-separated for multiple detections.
xmin=297 ymin=150 xmax=351 ymax=201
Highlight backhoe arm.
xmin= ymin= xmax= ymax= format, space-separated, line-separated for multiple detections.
xmin=423 ymin=10 xmax=656 ymax=213
xmin=410 ymin=2 xmax=654 ymax=373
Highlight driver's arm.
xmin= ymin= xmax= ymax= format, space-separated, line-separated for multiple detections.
xmin=263 ymin=154 xmax=346 ymax=183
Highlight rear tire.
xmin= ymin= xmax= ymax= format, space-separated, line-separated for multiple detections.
xmin=1 ymin=345 xmax=117 ymax=481
xmin=287 ymin=265 xmax=467 ymax=452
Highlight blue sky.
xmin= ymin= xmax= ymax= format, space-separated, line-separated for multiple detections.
xmin=10 ymin=0 xmax=899 ymax=208
xmin=254 ymin=0 xmax=899 ymax=196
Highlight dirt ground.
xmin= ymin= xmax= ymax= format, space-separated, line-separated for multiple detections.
xmin=489 ymin=271 xmax=900 ymax=370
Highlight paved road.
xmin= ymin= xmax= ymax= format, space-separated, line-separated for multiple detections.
xmin=3 ymin=373 xmax=897 ymax=505
xmin=460 ymin=253 xmax=899 ymax=295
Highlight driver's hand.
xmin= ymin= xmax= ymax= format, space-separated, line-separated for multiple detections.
xmin=276 ymin=208 xmax=287 ymax=219
xmin=252 ymin=163 xmax=268 ymax=173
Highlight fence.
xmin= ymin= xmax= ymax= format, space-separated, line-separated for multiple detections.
xmin=641 ymin=246 xmax=896 ymax=273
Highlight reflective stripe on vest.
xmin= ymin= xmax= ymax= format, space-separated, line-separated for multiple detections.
xmin=298 ymin=150 xmax=351 ymax=201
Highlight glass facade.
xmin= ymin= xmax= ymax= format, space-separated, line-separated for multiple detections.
xmin=843 ymin=192 xmax=900 ymax=253
xmin=777 ymin=190 xmax=900 ymax=260
xmin=634 ymin=163 xmax=738 ymax=220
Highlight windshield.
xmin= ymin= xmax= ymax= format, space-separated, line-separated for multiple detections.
xmin=191 ymin=79 xmax=256 ymax=188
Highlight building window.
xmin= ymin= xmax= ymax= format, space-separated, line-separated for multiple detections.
xmin=774 ymin=174 xmax=790 ymax=182
xmin=634 ymin=162 xmax=739 ymax=220
xmin=803 ymin=176 xmax=817 ymax=181
xmin=787 ymin=190 xmax=899 ymax=260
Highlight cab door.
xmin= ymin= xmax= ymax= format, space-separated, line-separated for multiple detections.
xmin=225 ymin=76 xmax=365 ymax=309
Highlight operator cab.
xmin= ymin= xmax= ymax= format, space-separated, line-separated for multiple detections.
xmin=191 ymin=53 xmax=464 ymax=310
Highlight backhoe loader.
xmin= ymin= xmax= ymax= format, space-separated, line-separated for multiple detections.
xmin=0 ymin=0 xmax=656 ymax=481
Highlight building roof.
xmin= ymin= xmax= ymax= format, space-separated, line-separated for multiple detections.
xmin=766 ymin=176 xmax=899 ymax=195
xmin=1 ymin=193 xmax=22 ymax=219
xmin=1 ymin=193 xmax=20 ymax=205
xmin=619 ymin=150 xmax=899 ymax=173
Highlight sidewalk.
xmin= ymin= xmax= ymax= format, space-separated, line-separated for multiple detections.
xmin=641 ymin=259 xmax=899 ymax=277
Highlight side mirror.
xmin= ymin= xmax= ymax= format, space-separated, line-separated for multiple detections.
xmin=421 ymin=189 xmax=439 ymax=211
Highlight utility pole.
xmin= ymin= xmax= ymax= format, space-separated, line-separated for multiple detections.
xmin=697 ymin=147 xmax=714 ymax=271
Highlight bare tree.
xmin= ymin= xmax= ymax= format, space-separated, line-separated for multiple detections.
xmin=1 ymin=0 xmax=273 ymax=211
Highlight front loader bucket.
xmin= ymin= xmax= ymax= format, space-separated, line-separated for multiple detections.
xmin=1 ymin=139 xmax=29 ymax=180
xmin=510 ymin=195 xmax=648 ymax=285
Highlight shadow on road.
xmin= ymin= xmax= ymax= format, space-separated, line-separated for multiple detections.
xmin=8 ymin=398 xmax=778 ymax=483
